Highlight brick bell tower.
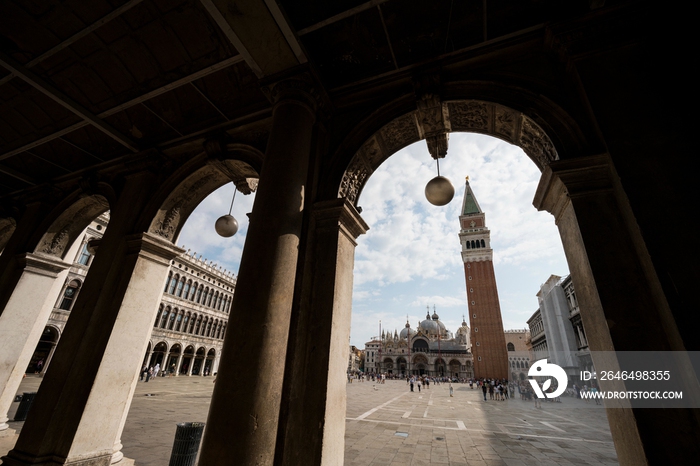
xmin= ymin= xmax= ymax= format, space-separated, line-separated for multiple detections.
xmin=459 ymin=177 xmax=509 ymax=380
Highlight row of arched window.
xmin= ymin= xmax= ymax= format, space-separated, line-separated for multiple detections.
xmin=510 ymin=360 xmax=529 ymax=369
xmin=154 ymin=304 xmax=227 ymax=340
xmin=465 ymin=239 xmax=486 ymax=249
xmin=164 ymin=272 xmax=233 ymax=313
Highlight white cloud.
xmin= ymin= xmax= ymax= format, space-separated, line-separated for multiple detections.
xmin=179 ymin=133 xmax=569 ymax=349
xmin=350 ymin=133 xmax=569 ymax=346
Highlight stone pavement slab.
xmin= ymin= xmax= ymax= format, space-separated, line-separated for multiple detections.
xmin=1 ymin=377 xmax=618 ymax=465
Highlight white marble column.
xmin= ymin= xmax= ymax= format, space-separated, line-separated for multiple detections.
xmin=0 ymin=253 xmax=69 ymax=431
xmin=2 ymin=231 xmax=183 ymax=466
xmin=175 ymin=352 xmax=184 ymax=376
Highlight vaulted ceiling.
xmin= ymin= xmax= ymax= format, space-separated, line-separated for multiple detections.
xmin=0 ymin=0 xmax=626 ymax=200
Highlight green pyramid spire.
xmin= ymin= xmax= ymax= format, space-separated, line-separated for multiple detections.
xmin=461 ymin=177 xmax=483 ymax=215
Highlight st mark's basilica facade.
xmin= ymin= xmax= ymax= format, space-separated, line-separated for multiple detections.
xmin=365 ymin=309 xmax=472 ymax=379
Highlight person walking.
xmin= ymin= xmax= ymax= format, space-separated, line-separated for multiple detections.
xmin=410 ymin=377 xmax=415 ymax=392
xmin=146 ymin=366 xmax=153 ymax=382
xmin=169 ymin=363 xmax=176 ymax=377
xmin=417 ymin=379 xmax=422 ymax=392
xmin=140 ymin=364 xmax=148 ymax=381
xmin=153 ymin=363 xmax=160 ymax=378
xmin=482 ymin=382 xmax=488 ymax=401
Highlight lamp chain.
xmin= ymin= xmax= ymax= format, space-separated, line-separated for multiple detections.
xmin=228 ymin=184 xmax=237 ymax=215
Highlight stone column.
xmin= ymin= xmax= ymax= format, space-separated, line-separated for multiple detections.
xmin=175 ymin=352 xmax=184 ymax=376
xmin=533 ymin=154 xmax=700 ymax=465
xmin=277 ymin=199 xmax=368 ymax=466
xmin=42 ymin=341 xmax=58 ymax=374
xmin=2 ymin=228 xmax=183 ymax=466
xmin=0 ymin=253 xmax=70 ymax=431
xmin=198 ymin=74 xmax=318 ymax=465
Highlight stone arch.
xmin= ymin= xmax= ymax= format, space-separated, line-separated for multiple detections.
xmin=412 ymin=338 xmax=429 ymax=352
xmin=35 ymin=195 xmax=109 ymax=260
xmin=150 ymin=341 xmax=169 ymax=367
xmin=412 ymin=354 xmax=428 ymax=365
xmin=0 ymin=217 xmax=16 ymax=252
xmin=449 ymin=359 xmax=461 ymax=376
xmin=336 ymin=99 xmax=562 ymax=206
xmin=144 ymin=146 xmax=262 ymax=244
xmin=27 ymin=325 xmax=61 ymax=374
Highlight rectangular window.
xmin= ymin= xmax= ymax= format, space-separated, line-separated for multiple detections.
xmin=77 ymin=243 xmax=91 ymax=265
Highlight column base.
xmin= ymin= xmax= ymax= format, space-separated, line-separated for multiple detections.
xmin=1 ymin=450 xmax=113 ymax=466
xmin=111 ymin=458 xmax=134 ymax=466
xmin=1 ymin=429 xmax=18 ymax=461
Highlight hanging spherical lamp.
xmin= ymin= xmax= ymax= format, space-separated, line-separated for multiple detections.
xmin=215 ymin=184 xmax=239 ymax=237
xmin=425 ymin=158 xmax=454 ymax=206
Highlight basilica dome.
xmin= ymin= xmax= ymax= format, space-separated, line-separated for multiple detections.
xmin=399 ymin=321 xmax=416 ymax=339
xmin=419 ymin=309 xmax=446 ymax=336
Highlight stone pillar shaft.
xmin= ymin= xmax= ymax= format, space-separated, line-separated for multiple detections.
xmin=277 ymin=199 xmax=368 ymax=466
xmin=533 ymin=154 xmax=700 ymax=465
xmin=198 ymin=77 xmax=317 ymax=465
xmin=175 ymin=352 xmax=184 ymax=376
xmin=0 ymin=253 xmax=69 ymax=431
xmin=2 ymin=176 xmax=183 ymax=466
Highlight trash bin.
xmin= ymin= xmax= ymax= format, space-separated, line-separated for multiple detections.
xmin=14 ymin=392 xmax=37 ymax=421
xmin=169 ymin=422 xmax=205 ymax=466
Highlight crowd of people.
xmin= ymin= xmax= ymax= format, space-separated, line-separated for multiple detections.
xmin=348 ymin=372 xmax=600 ymax=407
xmin=347 ymin=371 xmax=601 ymax=408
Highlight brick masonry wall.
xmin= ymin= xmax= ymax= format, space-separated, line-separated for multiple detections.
xmin=465 ymin=260 xmax=509 ymax=379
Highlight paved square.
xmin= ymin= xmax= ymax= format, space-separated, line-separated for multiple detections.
xmin=1 ymin=376 xmax=618 ymax=465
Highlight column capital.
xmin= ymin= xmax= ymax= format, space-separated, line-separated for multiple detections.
xmin=16 ymin=252 xmax=71 ymax=278
xmin=533 ymin=153 xmax=614 ymax=221
xmin=125 ymin=232 xmax=185 ymax=267
xmin=260 ymin=69 xmax=326 ymax=118
xmin=312 ymin=199 xmax=369 ymax=244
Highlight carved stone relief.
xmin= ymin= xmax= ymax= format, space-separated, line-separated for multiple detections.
xmin=338 ymin=99 xmax=558 ymax=205
xmin=234 ymin=177 xmax=259 ymax=195
xmin=518 ymin=116 xmax=558 ymax=168
xmin=448 ymin=101 xmax=489 ymax=132
xmin=378 ymin=114 xmax=420 ymax=155
xmin=494 ymin=107 xmax=517 ymax=141
xmin=38 ymin=199 xmax=108 ymax=258
xmin=151 ymin=168 xmax=229 ymax=241
xmin=0 ymin=219 xmax=15 ymax=249
xmin=338 ymin=157 xmax=371 ymax=205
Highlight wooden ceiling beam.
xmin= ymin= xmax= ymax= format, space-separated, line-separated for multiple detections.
xmin=0 ymin=55 xmax=245 ymax=162
xmin=0 ymin=0 xmax=146 ymax=87
xmin=0 ymin=52 xmax=139 ymax=152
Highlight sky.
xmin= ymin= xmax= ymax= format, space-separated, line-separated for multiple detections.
xmin=178 ymin=133 xmax=570 ymax=349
